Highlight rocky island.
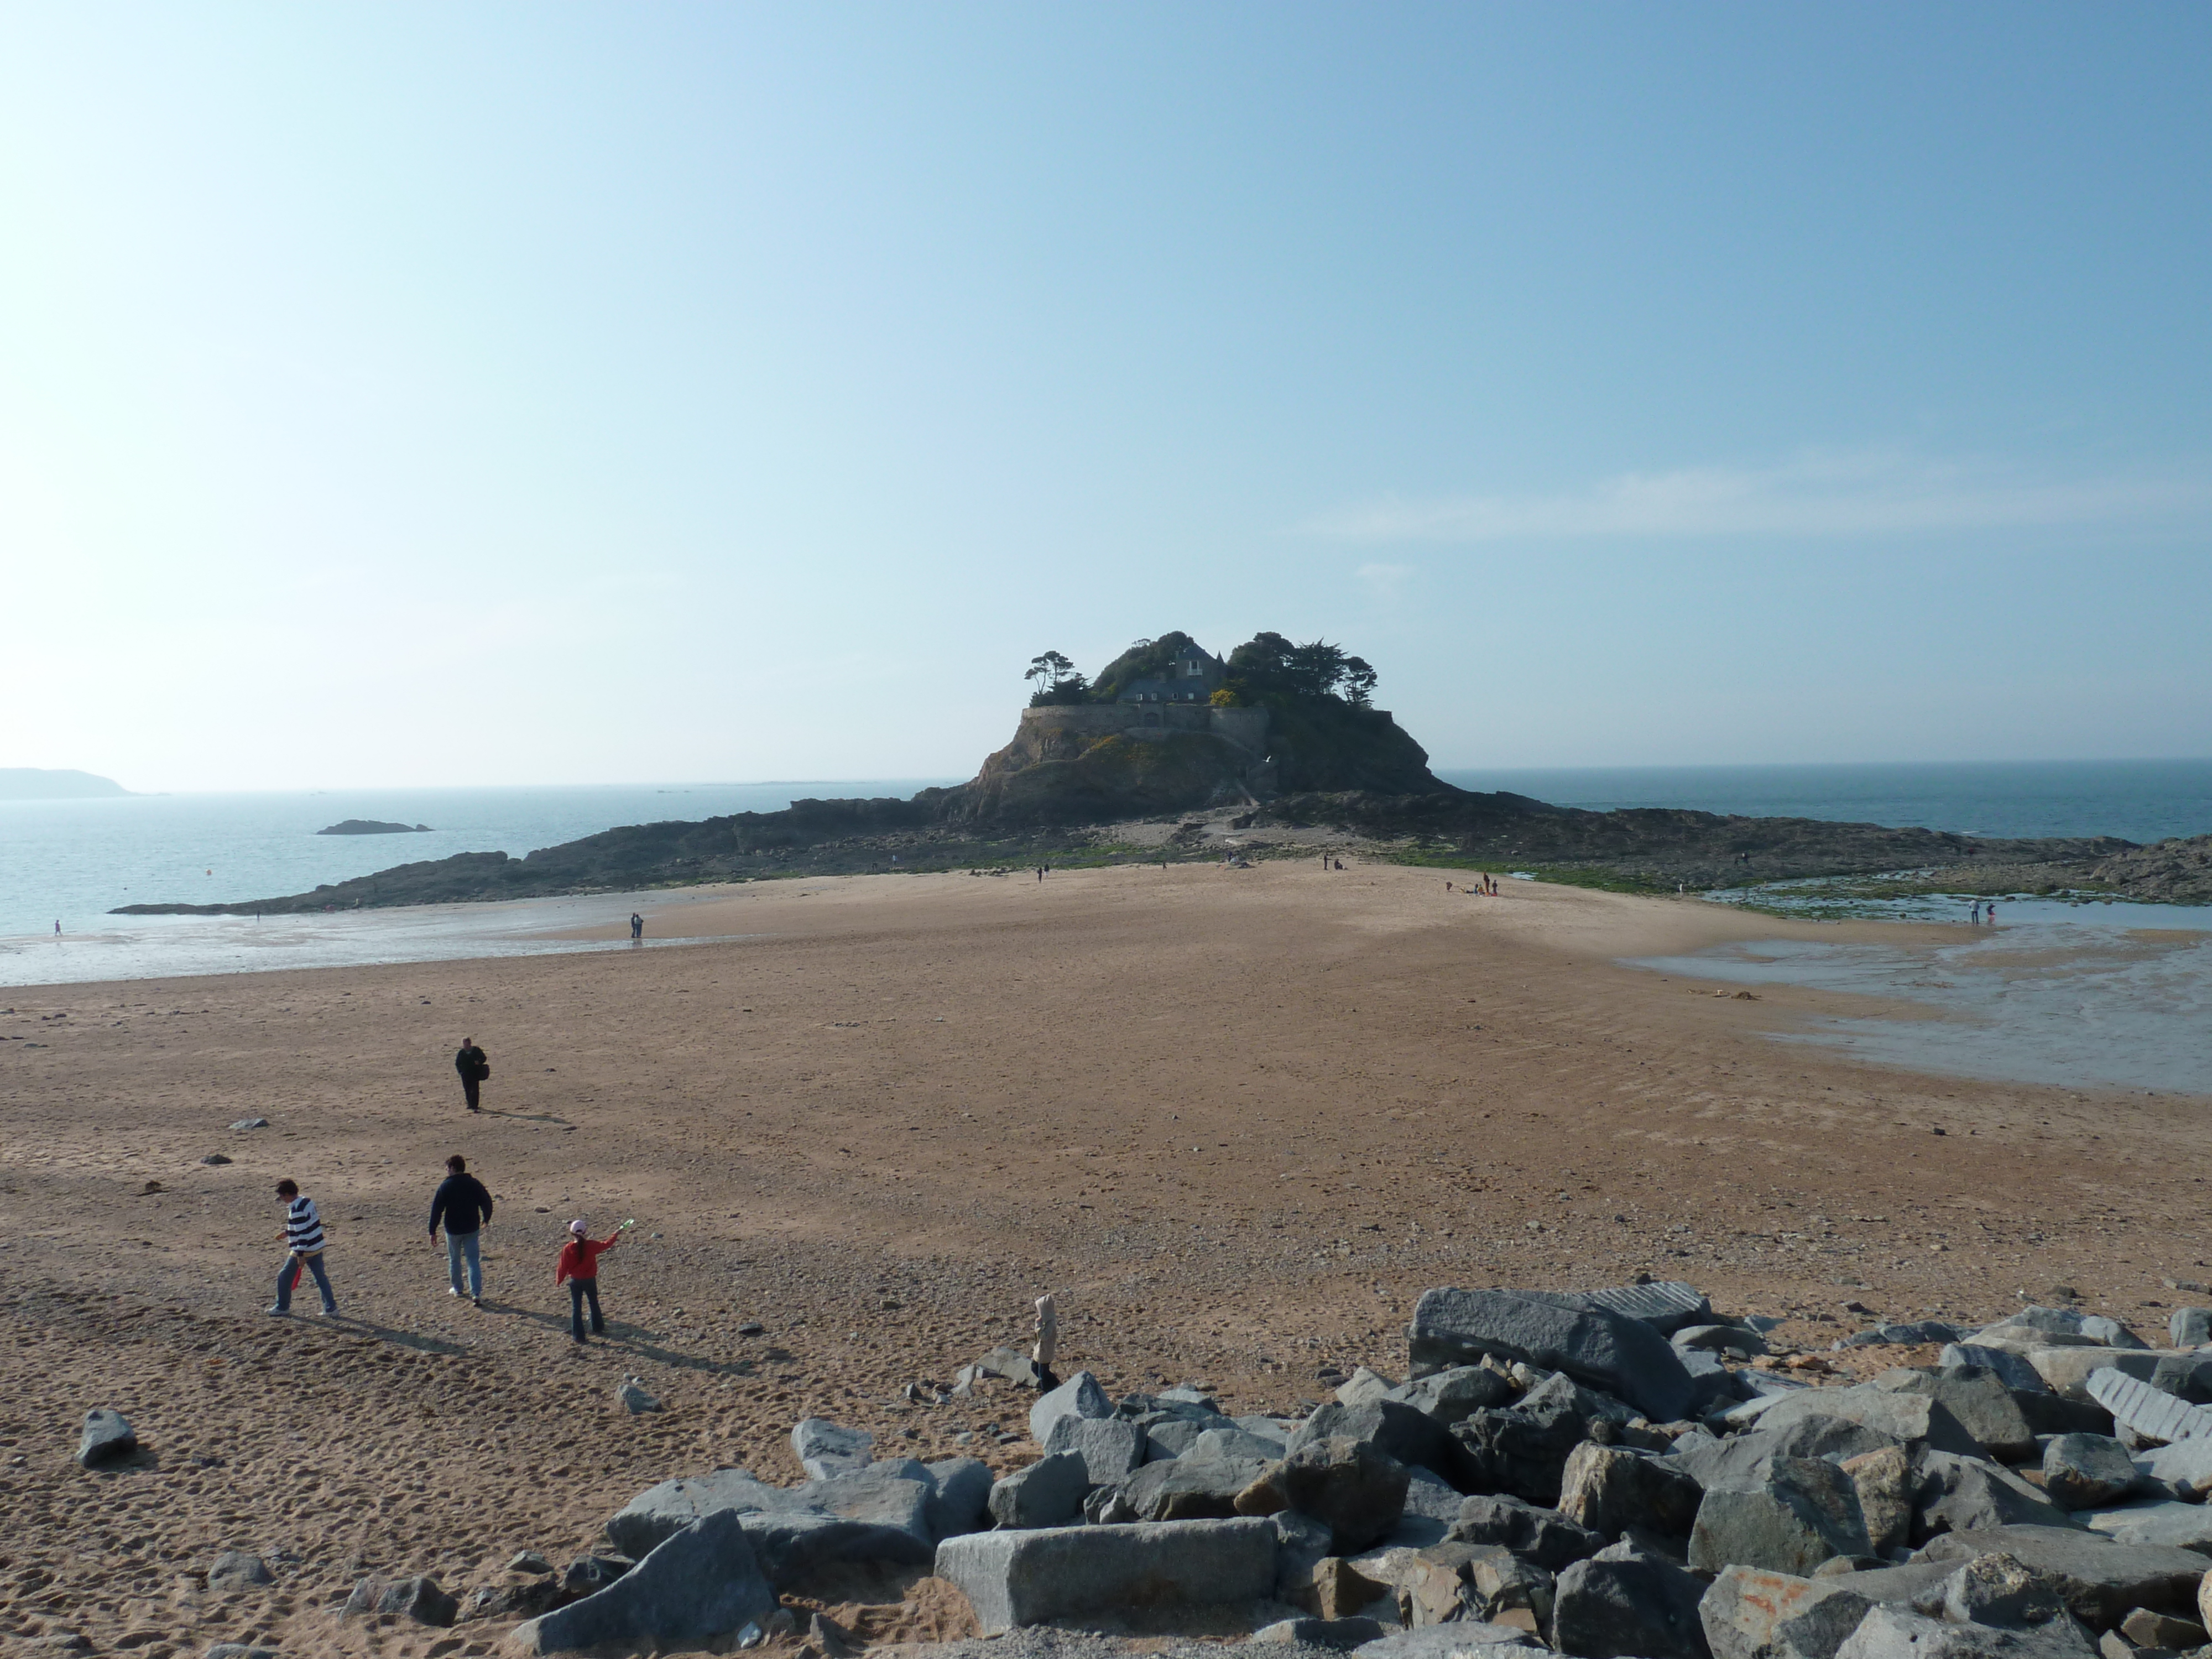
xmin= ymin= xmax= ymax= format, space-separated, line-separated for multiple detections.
xmin=316 ymin=819 xmax=433 ymax=836
xmin=111 ymin=631 xmax=2206 ymax=915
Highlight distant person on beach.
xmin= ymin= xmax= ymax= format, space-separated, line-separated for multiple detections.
xmin=267 ymin=1178 xmax=336 ymax=1317
xmin=455 ymin=1037 xmax=489 ymax=1112
xmin=1986 ymin=901 xmax=1999 ymax=924
xmin=1032 ymin=1293 xmax=1061 ymax=1389
xmin=53 ymin=921 xmax=60 ymax=936
xmin=429 ymin=1154 xmax=494 ymax=1305
xmin=556 ymin=1218 xmax=627 ymax=1343
xmin=629 ymin=912 xmax=643 ymax=940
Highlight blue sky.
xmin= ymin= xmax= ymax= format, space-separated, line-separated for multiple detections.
xmin=4 ymin=3 xmax=2208 ymax=790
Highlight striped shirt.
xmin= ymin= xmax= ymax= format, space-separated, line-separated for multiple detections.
xmin=285 ymin=1196 xmax=327 ymax=1254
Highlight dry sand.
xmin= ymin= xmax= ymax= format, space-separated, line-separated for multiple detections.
xmin=2 ymin=860 xmax=2204 ymax=1656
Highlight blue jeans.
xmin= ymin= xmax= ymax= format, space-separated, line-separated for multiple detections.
xmin=446 ymin=1230 xmax=482 ymax=1297
xmin=276 ymin=1250 xmax=335 ymax=1313
xmin=569 ymin=1277 xmax=603 ymax=1340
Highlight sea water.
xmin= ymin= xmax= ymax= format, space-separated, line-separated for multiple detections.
xmin=0 ymin=780 xmax=952 ymax=984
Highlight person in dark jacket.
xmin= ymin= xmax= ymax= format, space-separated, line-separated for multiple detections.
xmin=455 ymin=1037 xmax=489 ymax=1112
xmin=429 ymin=1154 xmax=494 ymax=1303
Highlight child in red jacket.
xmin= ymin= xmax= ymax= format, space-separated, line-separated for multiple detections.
xmin=556 ymin=1219 xmax=627 ymax=1343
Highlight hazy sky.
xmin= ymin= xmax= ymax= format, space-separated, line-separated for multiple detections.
xmin=5 ymin=4 xmax=2209 ymax=791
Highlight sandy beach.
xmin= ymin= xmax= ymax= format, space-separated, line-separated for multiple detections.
xmin=3 ymin=860 xmax=2204 ymax=1656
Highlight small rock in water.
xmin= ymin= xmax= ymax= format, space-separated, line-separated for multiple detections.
xmin=616 ymin=1378 xmax=661 ymax=1415
xmin=75 ymin=1408 xmax=136 ymax=1468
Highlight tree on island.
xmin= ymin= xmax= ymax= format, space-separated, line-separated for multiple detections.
xmin=1224 ymin=632 xmax=1377 ymax=708
xmin=1025 ymin=650 xmax=1091 ymax=706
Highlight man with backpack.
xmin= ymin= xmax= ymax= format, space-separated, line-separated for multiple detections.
xmin=429 ymin=1154 xmax=495 ymax=1305
xmin=455 ymin=1036 xmax=489 ymax=1112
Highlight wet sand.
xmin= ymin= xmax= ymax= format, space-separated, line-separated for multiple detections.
xmin=2 ymin=860 xmax=2204 ymax=1655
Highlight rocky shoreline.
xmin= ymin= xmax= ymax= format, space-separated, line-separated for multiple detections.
xmin=112 ymin=1279 xmax=2212 ymax=1657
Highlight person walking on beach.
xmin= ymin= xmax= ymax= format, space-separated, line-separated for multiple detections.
xmin=267 ymin=1179 xmax=336 ymax=1317
xmin=629 ymin=912 xmax=643 ymax=940
xmin=455 ymin=1036 xmax=489 ymax=1113
xmin=429 ymin=1154 xmax=494 ymax=1305
xmin=556 ymin=1218 xmax=627 ymax=1343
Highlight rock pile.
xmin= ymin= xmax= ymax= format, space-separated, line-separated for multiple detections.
xmin=466 ymin=1283 xmax=2212 ymax=1658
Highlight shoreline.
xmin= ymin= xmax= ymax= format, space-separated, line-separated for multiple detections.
xmin=4 ymin=857 xmax=2206 ymax=1653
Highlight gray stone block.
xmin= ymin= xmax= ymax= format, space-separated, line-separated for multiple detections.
xmin=2149 ymin=1353 xmax=2212 ymax=1406
xmin=2078 ymin=1498 xmax=2212 ymax=1553
xmin=988 ymin=1450 xmax=1088 ymax=1529
xmin=1256 ymin=1615 xmax=1392 ymax=1648
xmin=1411 ymin=1287 xmax=1695 ymax=1422
xmin=1029 ymin=1370 xmax=1113 ymax=1447
xmin=1143 ymin=1417 xmax=1209 ymax=1460
xmin=1700 ymin=1565 xmax=1861 ymax=1659
xmin=2170 ymin=1311 xmax=2212 ymax=1349
xmin=75 ymin=1408 xmax=135 ymax=1468
xmin=2043 ymin=1436 xmax=2139 ymax=1511
xmin=1390 ymin=1364 xmax=1514 ymax=1425
xmin=1689 ymin=1457 xmax=1872 ymax=1577
xmin=1233 ymin=1436 xmax=1411 ymax=1554
xmin=1754 ymin=1387 xmax=1985 ymax=1459
xmin=925 ymin=1455 xmax=993 ymax=1540
xmin=2085 ymin=1369 xmax=2212 ymax=1446
xmin=932 ymin=1516 xmax=1279 ymax=1634
xmin=1912 ymin=1525 xmax=2210 ymax=1628
xmin=1293 ymin=1397 xmax=1467 ymax=1486
xmin=1932 ymin=1552 xmax=2072 ymax=1627
xmin=1916 ymin=1450 xmax=2083 ymax=1540
xmin=1672 ymin=1413 xmax=1908 ymax=1494
xmin=1404 ymin=1466 xmax=1468 ymax=1522
xmin=2132 ymin=1436 xmax=2212 ymax=1498
xmin=1843 ymin=1446 xmax=1914 ymax=1558
xmin=1274 ymin=1508 xmax=1336 ymax=1599
xmin=1559 ymin=1441 xmax=1703 ymax=1543
xmin=2029 ymin=1350 xmax=2165 ymax=1403
xmin=792 ymin=1417 xmax=873 ymax=1480
xmin=1552 ymin=1536 xmax=1712 ymax=1659
xmin=1833 ymin=1604 xmax=2097 ymax=1659
xmin=1942 ymin=1346 xmax=2051 ymax=1395
xmin=1679 ymin=1324 xmax=1771 ymax=1358
xmin=604 ymin=1464 xmax=933 ymax=1580
xmin=1448 ymin=1493 xmax=1605 ymax=1571
xmin=1188 ymin=1425 xmax=1293 ymax=1463
xmin=1120 ymin=1453 xmax=1271 ymax=1521
xmin=1873 ymin=1369 xmax=2037 ymax=1463
xmin=1516 ymin=1280 xmax=1714 ymax=1337
xmin=1044 ymin=1415 xmax=1146 ymax=1484
xmin=512 ymin=1510 xmax=775 ymax=1654
xmin=739 ymin=1509 xmax=933 ymax=1584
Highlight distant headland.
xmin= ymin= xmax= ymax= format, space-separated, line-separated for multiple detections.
xmin=0 ymin=768 xmax=131 ymax=801
xmin=110 ymin=630 xmax=2210 ymax=914
xmin=316 ymin=820 xmax=432 ymax=836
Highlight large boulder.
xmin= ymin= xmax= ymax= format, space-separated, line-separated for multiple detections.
xmin=376 ymin=1577 xmax=458 ymax=1627
xmin=511 ymin=1510 xmax=775 ymax=1654
xmin=1688 ymin=1457 xmax=1872 ymax=1577
xmin=1411 ymin=1288 xmax=1695 ymax=1423
xmin=2042 ymin=1437 xmax=2139 ymax=1512
xmin=1188 ymin=1425 xmax=1294 ymax=1464
xmin=1235 ymin=1438 xmax=1411 ymax=1555
xmin=1752 ymin=1389 xmax=1985 ymax=1460
xmin=933 ymin=1517 xmax=1279 ymax=1634
xmin=2134 ymin=1437 xmax=2212 ymax=1499
xmin=2027 ymin=1350 xmax=2164 ymax=1403
xmin=1353 ymin=1621 xmax=1545 ymax=1659
xmin=1029 ymin=1370 xmax=1113 ymax=1446
xmin=1700 ymin=1566 xmax=1865 ymax=1659
xmin=2085 ymin=1369 xmax=2212 ymax=1445
xmin=1940 ymin=1346 xmax=2051 ymax=1396
xmin=1872 ymin=1371 xmax=2036 ymax=1464
xmin=1045 ymin=1415 xmax=1147 ymax=1484
xmin=1514 ymin=1280 xmax=1715 ymax=1337
xmin=1552 ymin=1537 xmax=1713 ymax=1659
xmin=207 ymin=1552 xmax=274 ymax=1592
xmin=1912 ymin=1525 xmax=2210 ymax=1628
xmin=1914 ymin=1451 xmax=2083 ymax=1541
xmin=988 ymin=1451 xmax=1088 ymax=1530
xmin=1931 ymin=1553 xmax=2071 ymax=1628
xmin=1391 ymin=1365 xmax=1515 ymax=1425
xmin=2078 ymin=1499 xmax=2212 ymax=1553
xmin=1120 ymin=1454 xmax=1274 ymax=1521
xmin=925 ymin=1456 xmax=993 ymax=1540
xmin=1675 ymin=1415 xmax=1907 ymax=1494
xmin=604 ymin=1464 xmax=935 ymax=1582
xmin=2171 ymin=1310 xmax=2212 ymax=1349
xmin=1844 ymin=1446 xmax=1916 ymax=1557
xmin=1558 ymin=1442 xmax=1703 ymax=1544
xmin=1831 ymin=1604 xmax=2096 ymax=1659
xmin=1293 ymin=1398 xmax=1468 ymax=1486
xmin=1448 ymin=1493 xmax=1606 ymax=1571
